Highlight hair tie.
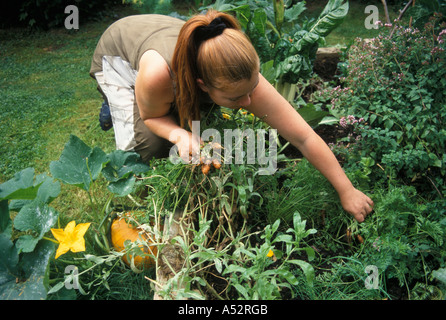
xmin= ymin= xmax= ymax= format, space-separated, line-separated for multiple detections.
xmin=194 ymin=17 xmax=228 ymax=46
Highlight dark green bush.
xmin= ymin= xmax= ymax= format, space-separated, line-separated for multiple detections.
xmin=328 ymin=14 xmax=446 ymax=199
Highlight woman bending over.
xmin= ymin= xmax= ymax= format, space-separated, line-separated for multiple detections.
xmin=90 ymin=10 xmax=374 ymax=222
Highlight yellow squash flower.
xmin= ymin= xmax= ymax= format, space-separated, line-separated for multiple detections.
xmin=51 ymin=221 xmax=91 ymax=259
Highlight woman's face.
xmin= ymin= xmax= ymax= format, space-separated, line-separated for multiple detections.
xmin=198 ymin=72 xmax=260 ymax=109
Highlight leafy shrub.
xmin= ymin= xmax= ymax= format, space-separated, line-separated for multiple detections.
xmin=123 ymin=0 xmax=175 ymax=15
xmin=356 ymin=185 xmax=446 ymax=297
xmin=407 ymin=0 xmax=446 ymax=29
xmin=328 ymin=14 xmax=446 ymax=198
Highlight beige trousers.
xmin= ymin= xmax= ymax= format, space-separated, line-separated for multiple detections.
xmin=94 ymin=55 xmax=172 ymax=163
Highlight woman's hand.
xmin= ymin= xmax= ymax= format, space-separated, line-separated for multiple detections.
xmin=170 ymin=129 xmax=202 ymax=163
xmin=339 ymin=187 xmax=374 ymax=223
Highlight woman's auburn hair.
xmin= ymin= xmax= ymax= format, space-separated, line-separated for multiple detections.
xmin=171 ymin=10 xmax=260 ymax=128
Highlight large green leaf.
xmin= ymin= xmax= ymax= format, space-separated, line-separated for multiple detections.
xmin=0 ymin=200 xmax=8 ymax=234
xmin=107 ymin=175 xmax=136 ymax=197
xmin=0 ymin=169 xmax=60 ymax=234
xmin=0 ymin=168 xmax=40 ymax=201
xmin=102 ymin=150 xmax=150 ymax=182
xmin=14 ymin=201 xmax=59 ymax=253
xmin=292 ymin=30 xmax=321 ymax=53
xmin=0 ymin=233 xmax=19 ymax=296
xmin=294 ymin=104 xmax=329 ymax=128
xmin=49 ymin=135 xmax=108 ymax=191
xmin=102 ymin=150 xmax=150 ymax=196
xmin=0 ymin=239 xmax=55 ymax=300
xmin=310 ymin=0 xmax=349 ymax=37
xmin=251 ymin=8 xmax=267 ymax=35
xmin=32 ymin=174 xmax=61 ymax=205
xmin=9 ymin=173 xmax=61 ymax=212
xmin=208 ymin=0 xmax=237 ymax=12
xmin=261 ymin=60 xmax=276 ymax=84
xmin=231 ymin=5 xmax=252 ymax=30
xmin=0 ymin=168 xmax=38 ymax=234
xmin=274 ymin=30 xmax=320 ymax=83
xmin=284 ymin=1 xmax=307 ymax=24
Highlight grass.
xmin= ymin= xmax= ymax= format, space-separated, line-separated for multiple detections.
xmin=0 ymin=9 xmax=125 ymax=182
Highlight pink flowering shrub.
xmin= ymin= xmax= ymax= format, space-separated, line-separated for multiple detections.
xmin=328 ymin=14 xmax=446 ymax=198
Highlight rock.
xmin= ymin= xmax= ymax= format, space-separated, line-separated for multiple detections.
xmin=314 ymin=47 xmax=342 ymax=81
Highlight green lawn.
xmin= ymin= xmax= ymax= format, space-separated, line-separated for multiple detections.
xmin=0 ymin=11 xmax=123 ymax=182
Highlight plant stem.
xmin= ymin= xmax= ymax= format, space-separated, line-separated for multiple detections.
xmin=85 ymin=157 xmax=98 ymax=210
xmin=43 ymin=236 xmax=59 ymax=244
xmin=204 ymin=278 xmax=225 ymax=300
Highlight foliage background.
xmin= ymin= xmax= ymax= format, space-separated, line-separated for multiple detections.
xmin=1 ymin=0 xmax=122 ymax=29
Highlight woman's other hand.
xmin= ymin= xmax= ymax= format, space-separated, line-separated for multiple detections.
xmin=339 ymin=187 xmax=374 ymax=223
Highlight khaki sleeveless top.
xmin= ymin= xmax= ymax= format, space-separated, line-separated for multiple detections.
xmin=90 ymin=14 xmax=185 ymax=77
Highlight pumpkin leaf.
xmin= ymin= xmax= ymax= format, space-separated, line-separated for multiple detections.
xmin=0 ymin=239 xmax=55 ymax=300
xmin=0 ymin=168 xmax=41 ymax=201
xmin=0 ymin=169 xmax=60 ymax=234
xmin=0 ymin=233 xmax=19 ymax=294
xmin=0 ymin=200 xmax=9 ymax=234
xmin=102 ymin=150 xmax=150 ymax=183
xmin=49 ymin=135 xmax=108 ymax=191
xmin=107 ymin=175 xmax=136 ymax=197
xmin=14 ymin=201 xmax=59 ymax=253
xmin=9 ymin=173 xmax=61 ymax=212
xmin=103 ymin=150 xmax=150 ymax=197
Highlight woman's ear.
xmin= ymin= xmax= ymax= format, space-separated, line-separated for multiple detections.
xmin=196 ymin=79 xmax=209 ymax=92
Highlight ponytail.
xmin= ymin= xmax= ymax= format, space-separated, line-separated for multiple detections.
xmin=171 ymin=10 xmax=259 ymax=128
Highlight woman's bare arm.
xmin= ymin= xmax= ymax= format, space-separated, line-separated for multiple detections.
xmin=246 ymin=74 xmax=374 ymax=222
xmin=135 ymin=50 xmax=200 ymax=161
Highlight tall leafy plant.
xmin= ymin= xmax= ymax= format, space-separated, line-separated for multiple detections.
xmin=207 ymin=0 xmax=349 ymax=83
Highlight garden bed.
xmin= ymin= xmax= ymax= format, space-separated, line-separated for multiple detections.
xmin=1 ymin=0 xmax=445 ymax=301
